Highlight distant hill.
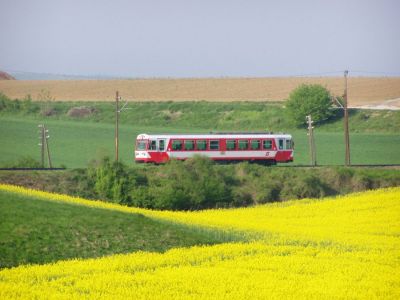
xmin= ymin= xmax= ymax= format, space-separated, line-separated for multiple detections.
xmin=7 ymin=71 xmax=121 ymax=80
xmin=0 ymin=71 xmax=15 ymax=80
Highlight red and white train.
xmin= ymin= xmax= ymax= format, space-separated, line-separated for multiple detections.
xmin=135 ymin=132 xmax=294 ymax=164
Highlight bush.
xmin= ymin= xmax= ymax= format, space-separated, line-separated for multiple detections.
xmin=7 ymin=156 xmax=42 ymax=168
xmin=280 ymin=174 xmax=329 ymax=200
xmin=0 ymin=92 xmax=10 ymax=110
xmin=132 ymin=157 xmax=233 ymax=210
xmin=286 ymin=84 xmax=333 ymax=126
xmin=0 ymin=93 xmax=40 ymax=114
xmin=88 ymin=157 xmax=132 ymax=204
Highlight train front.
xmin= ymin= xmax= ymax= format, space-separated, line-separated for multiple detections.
xmin=135 ymin=134 xmax=150 ymax=163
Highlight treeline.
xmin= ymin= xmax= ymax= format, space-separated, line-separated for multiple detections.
xmin=3 ymin=156 xmax=399 ymax=210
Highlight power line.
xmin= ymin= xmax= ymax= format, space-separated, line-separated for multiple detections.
xmin=350 ymin=70 xmax=400 ymax=76
xmin=283 ymin=71 xmax=344 ymax=77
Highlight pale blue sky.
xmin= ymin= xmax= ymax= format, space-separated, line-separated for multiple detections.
xmin=0 ymin=0 xmax=399 ymax=77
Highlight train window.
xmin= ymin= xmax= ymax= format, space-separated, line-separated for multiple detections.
xmin=278 ymin=139 xmax=284 ymax=150
xmin=210 ymin=140 xmax=220 ymax=150
xmin=184 ymin=140 xmax=194 ymax=150
xmin=238 ymin=140 xmax=248 ymax=150
xmin=172 ymin=140 xmax=183 ymax=151
xmin=226 ymin=140 xmax=236 ymax=150
xmin=136 ymin=141 xmax=147 ymax=151
xmin=149 ymin=140 xmax=157 ymax=150
xmin=158 ymin=140 xmax=165 ymax=151
xmin=196 ymin=140 xmax=207 ymax=150
xmin=286 ymin=139 xmax=292 ymax=150
xmin=251 ymin=140 xmax=260 ymax=150
xmin=263 ymin=140 xmax=272 ymax=150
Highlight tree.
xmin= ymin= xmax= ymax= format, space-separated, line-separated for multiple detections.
xmin=286 ymin=84 xmax=333 ymax=126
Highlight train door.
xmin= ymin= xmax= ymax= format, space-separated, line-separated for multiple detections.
xmin=157 ymin=139 xmax=166 ymax=152
xmin=155 ymin=138 xmax=169 ymax=163
xmin=278 ymin=139 xmax=284 ymax=150
xmin=149 ymin=140 xmax=157 ymax=151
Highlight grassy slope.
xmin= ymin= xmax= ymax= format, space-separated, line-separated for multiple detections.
xmin=0 ymin=190 xmax=226 ymax=269
xmin=2 ymin=100 xmax=400 ymax=132
xmin=1 ymin=116 xmax=399 ymax=168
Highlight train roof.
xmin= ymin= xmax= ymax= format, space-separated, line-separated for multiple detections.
xmin=136 ymin=133 xmax=292 ymax=140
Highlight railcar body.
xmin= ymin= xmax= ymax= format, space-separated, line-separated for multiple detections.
xmin=135 ymin=133 xmax=293 ymax=164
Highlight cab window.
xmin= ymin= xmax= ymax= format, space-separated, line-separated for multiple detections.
xmin=136 ymin=140 xmax=147 ymax=151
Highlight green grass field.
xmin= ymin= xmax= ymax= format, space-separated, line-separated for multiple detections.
xmin=1 ymin=116 xmax=399 ymax=168
xmin=0 ymin=190 xmax=228 ymax=268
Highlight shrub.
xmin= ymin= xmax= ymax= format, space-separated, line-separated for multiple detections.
xmin=130 ymin=157 xmax=233 ymax=210
xmin=88 ymin=157 xmax=132 ymax=204
xmin=7 ymin=156 xmax=42 ymax=168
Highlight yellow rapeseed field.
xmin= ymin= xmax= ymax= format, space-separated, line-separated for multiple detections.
xmin=0 ymin=184 xmax=399 ymax=299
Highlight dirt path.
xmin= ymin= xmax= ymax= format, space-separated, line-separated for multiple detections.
xmin=350 ymin=98 xmax=400 ymax=110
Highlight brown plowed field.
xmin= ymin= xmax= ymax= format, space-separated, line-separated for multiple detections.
xmin=1 ymin=77 xmax=399 ymax=106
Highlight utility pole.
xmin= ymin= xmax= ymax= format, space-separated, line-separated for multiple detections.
xmin=306 ymin=115 xmax=317 ymax=166
xmin=114 ymin=91 xmax=130 ymax=162
xmin=343 ymin=70 xmax=351 ymax=166
xmin=38 ymin=124 xmax=52 ymax=168
xmin=115 ymin=91 xmax=119 ymax=162
xmin=38 ymin=124 xmax=45 ymax=167
xmin=45 ymin=126 xmax=52 ymax=168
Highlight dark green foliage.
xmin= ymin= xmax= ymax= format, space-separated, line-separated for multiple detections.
xmin=286 ymin=84 xmax=334 ymax=126
xmin=131 ymin=157 xmax=232 ymax=210
xmin=0 ymin=92 xmax=40 ymax=114
xmin=2 ymin=160 xmax=400 ymax=211
xmin=280 ymin=174 xmax=330 ymax=199
xmin=4 ymin=156 xmax=42 ymax=168
xmin=87 ymin=157 xmax=139 ymax=204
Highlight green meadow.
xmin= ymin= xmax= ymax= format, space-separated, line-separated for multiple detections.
xmin=0 ymin=99 xmax=399 ymax=168
xmin=0 ymin=117 xmax=399 ymax=168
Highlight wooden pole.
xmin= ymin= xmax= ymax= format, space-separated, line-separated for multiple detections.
xmin=306 ymin=115 xmax=316 ymax=166
xmin=344 ymin=70 xmax=351 ymax=166
xmin=39 ymin=124 xmax=45 ymax=167
xmin=44 ymin=125 xmax=52 ymax=168
xmin=115 ymin=91 xmax=119 ymax=162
